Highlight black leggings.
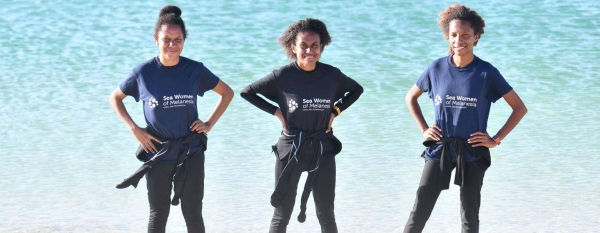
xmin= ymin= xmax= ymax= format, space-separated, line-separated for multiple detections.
xmin=404 ymin=160 xmax=486 ymax=233
xmin=269 ymin=156 xmax=338 ymax=233
xmin=146 ymin=152 xmax=205 ymax=233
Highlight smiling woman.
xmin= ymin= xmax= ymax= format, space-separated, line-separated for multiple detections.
xmin=403 ymin=4 xmax=527 ymax=233
xmin=108 ymin=5 xmax=234 ymax=233
xmin=155 ymin=24 xmax=185 ymax=65
xmin=240 ymin=18 xmax=363 ymax=233
xmin=153 ymin=6 xmax=187 ymax=66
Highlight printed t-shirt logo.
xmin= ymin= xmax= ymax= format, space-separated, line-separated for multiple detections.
xmin=302 ymin=98 xmax=331 ymax=111
xmin=288 ymin=99 xmax=298 ymax=112
xmin=434 ymin=94 xmax=442 ymax=106
xmin=162 ymin=94 xmax=195 ymax=109
xmin=444 ymin=94 xmax=478 ymax=109
xmin=148 ymin=97 xmax=159 ymax=109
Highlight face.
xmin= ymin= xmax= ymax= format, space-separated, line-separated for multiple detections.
xmin=154 ymin=24 xmax=185 ymax=60
xmin=291 ymin=31 xmax=321 ymax=69
xmin=448 ymin=19 xmax=479 ymax=57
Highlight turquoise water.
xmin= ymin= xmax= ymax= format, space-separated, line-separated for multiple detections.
xmin=1 ymin=0 xmax=599 ymax=232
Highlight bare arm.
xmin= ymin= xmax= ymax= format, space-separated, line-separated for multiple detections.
xmin=405 ymin=84 xmax=442 ymax=140
xmin=493 ymin=90 xmax=527 ymax=140
xmin=190 ymin=80 xmax=234 ymax=134
xmin=469 ymin=90 xmax=528 ymax=147
xmin=108 ymin=87 xmax=161 ymax=153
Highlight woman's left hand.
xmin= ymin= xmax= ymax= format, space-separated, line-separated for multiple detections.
xmin=468 ymin=132 xmax=497 ymax=148
xmin=190 ymin=119 xmax=213 ymax=134
xmin=326 ymin=113 xmax=335 ymax=133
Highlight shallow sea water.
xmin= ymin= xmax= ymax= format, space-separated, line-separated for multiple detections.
xmin=0 ymin=0 xmax=599 ymax=232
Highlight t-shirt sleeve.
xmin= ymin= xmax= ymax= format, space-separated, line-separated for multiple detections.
xmin=240 ymin=72 xmax=280 ymax=115
xmin=196 ymin=64 xmax=220 ymax=97
xmin=119 ymin=70 xmax=140 ymax=102
xmin=487 ymin=68 xmax=513 ymax=103
xmin=416 ymin=67 xmax=432 ymax=93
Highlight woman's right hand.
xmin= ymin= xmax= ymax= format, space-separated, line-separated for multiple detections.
xmin=273 ymin=108 xmax=289 ymax=134
xmin=423 ymin=124 xmax=443 ymax=141
xmin=132 ymin=127 xmax=162 ymax=153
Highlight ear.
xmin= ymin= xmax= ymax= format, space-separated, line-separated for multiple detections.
xmin=290 ymin=44 xmax=296 ymax=53
xmin=154 ymin=33 xmax=159 ymax=45
xmin=475 ymin=34 xmax=480 ymax=42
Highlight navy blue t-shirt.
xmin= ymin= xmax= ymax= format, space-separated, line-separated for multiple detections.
xmin=416 ymin=55 xmax=512 ymax=162
xmin=120 ymin=56 xmax=219 ymax=161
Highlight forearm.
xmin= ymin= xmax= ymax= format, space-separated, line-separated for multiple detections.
xmin=109 ymin=89 xmax=139 ymax=131
xmin=492 ymin=90 xmax=528 ymax=141
xmin=335 ymin=83 xmax=363 ymax=112
xmin=406 ymin=98 xmax=429 ymax=133
xmin=240 ymin=87 xmax=278 ymax=115
xmin=205 ymin=88 xmax=234 ymax=126
xmin=405 ymin=85 xmax=429 ymax=133
xmin=493 ymin=104 xmax=527 ymax=140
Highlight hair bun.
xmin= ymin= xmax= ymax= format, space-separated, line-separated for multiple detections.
xmin=159 ymin=5 xmax=182 ymax=17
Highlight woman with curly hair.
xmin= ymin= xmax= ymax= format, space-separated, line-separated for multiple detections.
xmin=241 ymin=18 xmax=363 ymax=233
xmin=403 ymin=4 xmax=527 ymax=233
xmin=109 ymin=5 xmax=233 ymax=233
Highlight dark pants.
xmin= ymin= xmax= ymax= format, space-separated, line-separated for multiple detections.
xmin=404 ymin=160 xmax=486 ymax=233
xmin=269 ymin=155 xmax=338 ymax=233
xmin=146 ymin=152 xmax=205 ymax=233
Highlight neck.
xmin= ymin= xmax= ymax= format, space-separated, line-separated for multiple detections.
xmin=451 ymin=53 xmax=474 ymax=67
xmin=158 ymin=55 xmax=180 ymax=67
xmin=296 ymin=61 xmax=316 ymax=72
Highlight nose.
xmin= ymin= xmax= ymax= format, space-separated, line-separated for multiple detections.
xmin=169 ymin=41 xmax=174 ymax=46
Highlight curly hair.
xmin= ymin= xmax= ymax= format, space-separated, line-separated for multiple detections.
xmin=154 ymin=5 xmax=188 ymax=39
xmin=278 ymin=18 xmax=332 ymax=60
xmin=438 ymin=4 xmax=485 ymax=54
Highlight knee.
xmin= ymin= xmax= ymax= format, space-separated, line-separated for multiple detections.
xmin=413 ymin=189 xmax=438 ymax=210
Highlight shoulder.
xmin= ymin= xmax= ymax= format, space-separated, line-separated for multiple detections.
xmin=277 ymin=62 xmax=296 ymax=72
xmin=319 ymin=63 xmax=350 ymax=83
xmin=271 ymin=62 xmax=296 ymax=77
xmin=179 ymin=56 xmax=206 ymax=69
xmin=318 ymin=62 xmax=344 ymax=76
xmin=419 ymin=56 xmax=448 ymax=78
xmin=428 ymin=56 xmax=448 ymax=69
xmin=130 ymin=57 xmax=158 ymax=77
xmin=318 ymin=62 xmax=339 ymax=71
xmin=474 ymin=56 xmax=500 ymax=73
xmin=134 ymin=57 xmax=158 ymax=70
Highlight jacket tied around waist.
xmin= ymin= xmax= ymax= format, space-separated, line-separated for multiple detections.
xmin=422 ymin=137 xmax=491 ymax=191
xmin=116 ymin=126 xmax=208 ymax=206
xmin=271 ymin=129 xmax=342 ymax=223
